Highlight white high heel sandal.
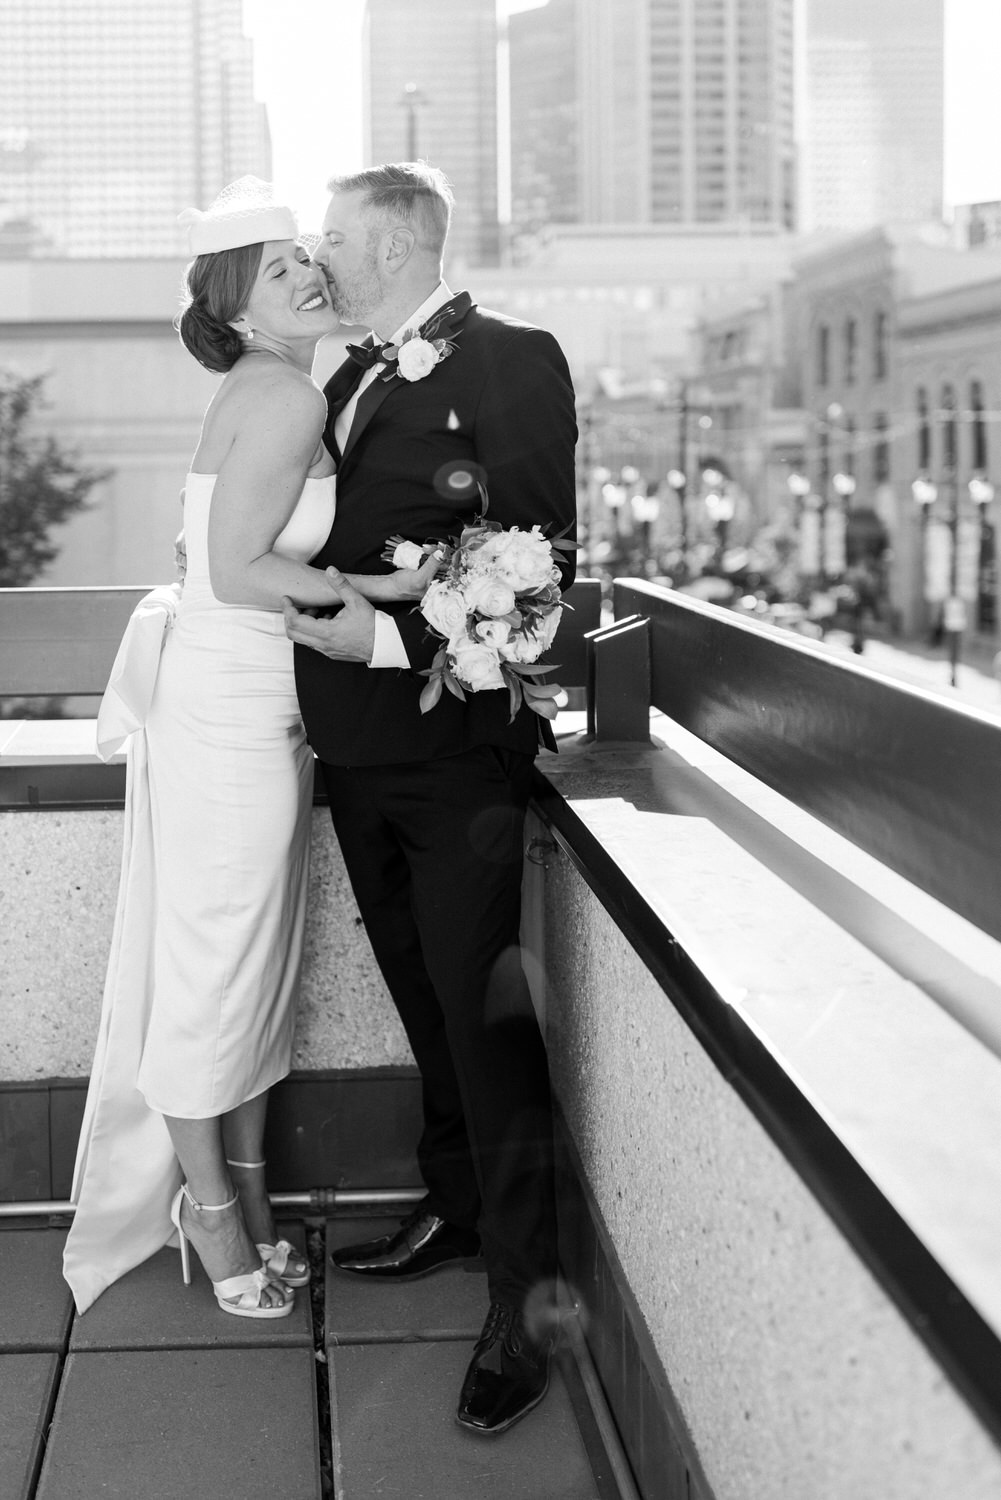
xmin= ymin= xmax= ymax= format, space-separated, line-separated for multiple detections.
xmin=169 ymin=1184 xmax=294 ymax=1319
xmin=225 ymin=1159 xmax=311 ymax=1288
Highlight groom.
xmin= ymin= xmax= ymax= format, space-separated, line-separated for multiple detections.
xmin=284 ymin=161 xmax=577 ymax=1435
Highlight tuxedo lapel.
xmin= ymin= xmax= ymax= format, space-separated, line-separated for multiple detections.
xmin=339 ymin=371 xmax=397 ymax=464
xmin=338 ymin=293 xmax=476 ymax=466
xmin=323 ymin=352 xmax=367 ymax=464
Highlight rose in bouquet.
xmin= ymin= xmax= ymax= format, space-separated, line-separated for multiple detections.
xmin=383 ymin=463 xmax=574 ymax=721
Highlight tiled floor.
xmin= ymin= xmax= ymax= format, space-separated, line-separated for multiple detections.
xmin=2 ymin=1216 xmax=627 ymax=1500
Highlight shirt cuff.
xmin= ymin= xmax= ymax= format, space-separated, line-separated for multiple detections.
xmin=368 ymin=610 xmax=410 ymax=669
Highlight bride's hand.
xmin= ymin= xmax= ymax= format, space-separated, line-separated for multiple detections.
xmin=347 ymin=550 xmax=442 ymax=603
xmin=387 ymin=549 xmax=442 ymax=600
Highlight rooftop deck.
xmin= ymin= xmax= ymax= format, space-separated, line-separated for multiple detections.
xmin=4 ymin=1207 xmax=632 ymax=1500
xmin=5 ymin=579 xmax=1001 ymax=1498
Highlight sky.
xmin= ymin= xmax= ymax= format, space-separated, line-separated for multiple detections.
xmin=241 ymin=0 xmax=1001 ymax=232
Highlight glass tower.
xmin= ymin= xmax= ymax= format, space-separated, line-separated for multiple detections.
xmin=0 ymin=0 xmax=270 ymax=258
xmin=362 ymin=0 xmax=500 ymax=269
xmin=803 ymin=0 xmax=944 ymax=231
xmin=509 ymin=0 xmax=797 ymax=232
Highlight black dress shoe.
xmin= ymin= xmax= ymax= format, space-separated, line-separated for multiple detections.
xmin=330 ymin=1205 xmax=482 ymax=1280
xmin=455 ymin=1301 xmax=555 ymax=1435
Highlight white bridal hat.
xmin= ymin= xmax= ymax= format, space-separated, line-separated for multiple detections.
xmin=178 ymin=176 xmax=298 ymax=255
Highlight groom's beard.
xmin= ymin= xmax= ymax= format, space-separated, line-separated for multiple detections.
xmin=327 ymin=259 xmax=383 ymax=328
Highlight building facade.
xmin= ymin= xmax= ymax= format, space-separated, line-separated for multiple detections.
xmin=0 ymin=0 xmax=270 ymax=259
xmin=685 ymin=224 xmax=1001 ymax=634
xmin=893 ymin=275 xmax=1001 ymax=637
xmin=802 ymin=0 xmax=943 ymax=234
xmin=508 ymin=0 xmax=797 ymax=235
xmin=691 ymin=285 xmax=805 ymax=529
xmin=362 ymin=0 xmax=500 ymax=270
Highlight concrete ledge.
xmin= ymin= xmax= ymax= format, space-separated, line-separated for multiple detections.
xmin=528 ymin=712 xmax=1001 ymax=1498
xmin=0 ymin=721 xmax=412 ymax=1080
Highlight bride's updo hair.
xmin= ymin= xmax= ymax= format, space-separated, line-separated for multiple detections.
xmin=176 ymin=241 xmax=263 ymax=374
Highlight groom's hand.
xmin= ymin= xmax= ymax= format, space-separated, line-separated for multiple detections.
xmin=282 ymin=568 xmax=376 ymax=663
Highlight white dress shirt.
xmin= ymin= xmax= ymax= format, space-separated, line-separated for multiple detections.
xmin=336 ymin=280 xmax=455 ymax=669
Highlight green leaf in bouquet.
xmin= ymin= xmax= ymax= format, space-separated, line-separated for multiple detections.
xmin=419 ymin=676 xmax=444 ymax=715
xmin=443 ymin=668 xmax=467 ymax=702
xmin=507 ymin=661 xmax=561 ymax=677
xmin=505 ymin=669 xmax=524 ymax=724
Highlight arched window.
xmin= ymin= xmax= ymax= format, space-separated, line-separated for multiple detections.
xmin=941 ymin=384 xmax=957 ymax=473
xmin=873 ymin=310 xmax=888 ymax=381
xmin=971 ymin=379 xmax=988 ymax=471
xmin=817 ymin=323 xmax=829 ymax=386
xmin=844 ymin=318 xmax=857 ymax=385
xmin=917 ymin=387 xmax=930 ymax=470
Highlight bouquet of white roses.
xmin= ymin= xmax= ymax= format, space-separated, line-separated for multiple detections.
xmin=384 ymin=468 xmax=573 ymax=721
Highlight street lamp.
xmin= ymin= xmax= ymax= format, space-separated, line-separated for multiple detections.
xmin=911 ymin=472 xmax=938 ymax=641
xmin=911 ymin=472 xmax=973 ymax=686
xmin=585 ymin=465 xmax=612 ymax=576
xmin=787 ymin=472 xmax=810 ymax=504
xmin=827 ymin=470 xmax=855 ymax=583
xmin=787 ymin=472 xmax=815 ymax=583
xmin=400 ymin=83 xmax=426 ymax=158
xmin=704 ymin=483 xmax=735 ymax=562
xmin=969 ymin=474 xmax=995 ymax=507
xmin=666 ymin=468 xmax=688 ymax=582
xmin=969 ymin=474 xmax=996 ymax=631
xmin=631 ymin=489 xmax=661 ymax=570
xmin=911 ymin=475 xmax=938 ymax=508
xmin=601 ymin=466 xmax=641 ymax=566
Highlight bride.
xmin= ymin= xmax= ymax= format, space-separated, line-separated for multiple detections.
xmin=63 ymin=179 xmax=435 ymax=1319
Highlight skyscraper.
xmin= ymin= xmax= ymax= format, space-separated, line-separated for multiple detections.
xmin=362 ymin=0 xmax=500 ymax=269
xmin=0 ymin=0 xmax=270 ymax=258
xmin=507 ymin=0 xmax=580 ymax=234
xmin=509 ymin=0 xmax=797 ymax=234
xmin=802 ymin=0 xmax=943 ymax=232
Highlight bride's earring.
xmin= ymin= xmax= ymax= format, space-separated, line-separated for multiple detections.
xmin=244 ymin=327 xmax=255 ymax=340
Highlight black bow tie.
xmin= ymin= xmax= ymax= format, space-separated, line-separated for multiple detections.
xmin=346 ymin=340 xmax=393 ymax=370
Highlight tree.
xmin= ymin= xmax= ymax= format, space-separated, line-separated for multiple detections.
xmin=0 ymin=368 xmax=110 ymax=585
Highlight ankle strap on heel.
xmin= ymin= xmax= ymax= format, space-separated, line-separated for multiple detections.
xmin=225 ymin=1159 xmax=266 ymax=1170
xmin=182 ymin=1182 xmax=240 ymax=1214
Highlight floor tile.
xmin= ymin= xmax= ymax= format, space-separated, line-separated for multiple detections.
xmin=69 ymin=1234 xmax=312 ymax=1352
xmin=329 ymin=1339 xmax=601 ymax=1500
xmin=37 ymin=1347 xmax=320 ymax=1500
xmin=325 ymin=1216 xmax=488 ymax=1344
xmin=0 ymin=1229 xmax=73 ymax=1351
xmin=0 ymin=1353 xmax=60 ymax=1500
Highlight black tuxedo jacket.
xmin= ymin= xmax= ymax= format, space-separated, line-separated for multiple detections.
xmin=294 ymin=292 xmax=578 ymax=766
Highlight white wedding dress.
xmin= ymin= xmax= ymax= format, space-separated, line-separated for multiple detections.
xmin=64 ymin=471 xmax=336 ymax=1314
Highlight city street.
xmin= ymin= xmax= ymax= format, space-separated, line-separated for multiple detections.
xmin=821 ymin=629 xmax=1001 ymax=716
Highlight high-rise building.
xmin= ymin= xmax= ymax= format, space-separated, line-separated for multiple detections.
xmin=507 ymin=0 xmax=580 ymax=235
xmin=802 ymin=0 xmax=943 ymax=233
xmin=0 ymin=0 xmax=270 ymax=258
xmin=509 ymin=0 xmax=797 ymax=235
xmin=362 ymin=0 xmax=500 ymax=269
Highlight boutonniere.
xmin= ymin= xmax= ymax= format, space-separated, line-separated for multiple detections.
xmin=379 ymin=304 xmax=461 ymax=384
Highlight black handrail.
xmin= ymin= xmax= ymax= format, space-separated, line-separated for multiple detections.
xmin=615 ymin=580 xmax=1001 ymax=945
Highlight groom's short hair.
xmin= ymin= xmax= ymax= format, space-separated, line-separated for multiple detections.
xmin=327 ymin=162 xmax=453 ymax=257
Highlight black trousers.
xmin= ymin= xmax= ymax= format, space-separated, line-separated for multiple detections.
xmin=321 ymin=745 xmax=557 ymax=1308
